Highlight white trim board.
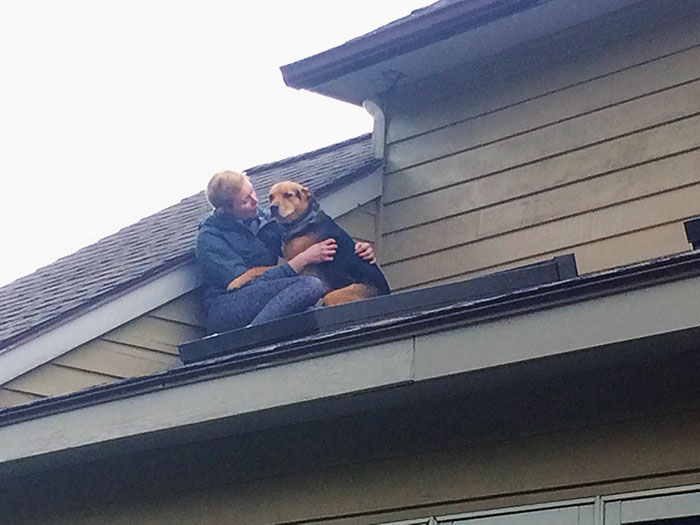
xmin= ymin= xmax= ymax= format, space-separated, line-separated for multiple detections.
xmin=2 ymin=273 xmax=699 ymax=464
xmin=0 ymin=171 xmax=383 ymax=386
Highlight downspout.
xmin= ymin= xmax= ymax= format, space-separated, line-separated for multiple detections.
xmin=362 ymin=99 xmax=387 ymax=262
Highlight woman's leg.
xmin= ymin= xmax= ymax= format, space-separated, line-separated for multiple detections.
xmin=206 ymin=276 xmax=324 ymax=333
xmin=250 ymin=276 xmax=324 ymax=325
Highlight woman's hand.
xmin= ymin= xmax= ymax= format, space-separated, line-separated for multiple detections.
xmin=354 ymin=241 xmax=376 ymax=265
xmin=288 ymin=238 xmax=337 ymax=272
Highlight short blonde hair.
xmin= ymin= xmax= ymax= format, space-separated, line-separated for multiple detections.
xmin=206 ymin=170 xmax=249 ymax=209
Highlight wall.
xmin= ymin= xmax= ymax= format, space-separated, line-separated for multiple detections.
xmin=335 ymin=198 xmax=380 ymax=244
xmin=380 ymin=5 xmax=700 ymax=290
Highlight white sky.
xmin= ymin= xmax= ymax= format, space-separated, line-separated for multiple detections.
xmin=0 ymin=1 xmax=432 ymax=287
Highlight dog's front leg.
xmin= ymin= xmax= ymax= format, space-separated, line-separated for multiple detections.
xmin=226 ymin=266 xmax=275 ymax=290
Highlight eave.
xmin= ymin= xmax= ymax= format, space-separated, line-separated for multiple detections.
xmin=281 ymin=0 xmax=659 ymax=105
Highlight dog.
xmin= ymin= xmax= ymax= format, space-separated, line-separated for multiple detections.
xmin=268 ymin=181 xmax=390 ymax=306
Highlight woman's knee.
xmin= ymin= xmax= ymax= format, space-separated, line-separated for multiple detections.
xmin=299 ymin=276 xmax=325 ymax=296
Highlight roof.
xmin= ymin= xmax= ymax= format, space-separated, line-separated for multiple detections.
xmin=280 ymin=0 xmax=540 ymax=92
xmin=0 ymin=133 xmax=379 ymax=353
xmin=2 ymin=248 xmax=699 ymax=427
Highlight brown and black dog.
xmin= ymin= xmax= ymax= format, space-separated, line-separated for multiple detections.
xmin=268 ymin=181 xmax=390 ymax=306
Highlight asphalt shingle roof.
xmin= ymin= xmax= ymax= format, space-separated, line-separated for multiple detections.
xmin=0 ymin=133 xmax=379 ymax=352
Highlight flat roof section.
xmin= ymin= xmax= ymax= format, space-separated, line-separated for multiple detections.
xmin=179 ymin=254 xmax=578 ymax=364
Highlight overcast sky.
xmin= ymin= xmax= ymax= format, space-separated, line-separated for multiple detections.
xmin=0 ymin=1 xmax=432 ymax=287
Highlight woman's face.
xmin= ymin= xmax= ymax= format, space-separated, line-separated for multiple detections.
xmin=231 ymin=180 xmax=258 ymax=219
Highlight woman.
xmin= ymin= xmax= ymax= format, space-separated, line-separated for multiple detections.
xmin=195 ymin=170 xmax=374 ymax=334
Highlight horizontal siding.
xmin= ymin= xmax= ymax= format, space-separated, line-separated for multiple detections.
xmin=383 ymin=114 xmax=700 ymax=236
xmin=0 ymin=389 xmax=43 ymax=409
xmin=0 ymin=292 xmax=204 ymax=408
xmin=53 ymin=340 xmax=180 ymax=378
xmin=381 ymin=12 xmax=700 ymax=289
xmin=424 ymin=222 xmax=690 ymax=290
xmin=383 ymin=147 xmax=700 ymax=265
xmin=148 ymin=292 xmax=205 ymax=326
xmin=386 ymin=51 xmax=700 ymax=180
xmin=102 ymin=315 xmax=203 ymax=355
xmin=334 ymin=198 xmax=379 ymax=243
xmin=386 ymin=4 xmax=700 ymax=148
xmin=3 ymin=364 xmax=117 ymax=398
xmin=385 ymin=184 xmax=699 ymax=290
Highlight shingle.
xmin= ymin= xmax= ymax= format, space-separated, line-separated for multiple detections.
xmin=0 ymin=133 xmax=379 ymax=352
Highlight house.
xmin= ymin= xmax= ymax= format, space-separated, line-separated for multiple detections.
xmin=3 ymin=0 xmax=700 ymax=523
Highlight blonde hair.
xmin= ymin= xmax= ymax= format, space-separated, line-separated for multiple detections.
xmin=206 ymin=170 xmax=249 ymax=209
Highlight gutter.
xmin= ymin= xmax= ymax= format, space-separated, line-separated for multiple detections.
xmin=0 ymin=249 xmax=699 ymax=428
xmin=280 ymin=0 xmax=543 ymax=92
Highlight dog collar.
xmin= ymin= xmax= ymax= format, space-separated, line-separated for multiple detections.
xmin=282 ymin=200 xmax=322 ymax=239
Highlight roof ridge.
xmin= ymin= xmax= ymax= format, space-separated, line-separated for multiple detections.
xmin=245 ymin=133 xmax=370 ymax=174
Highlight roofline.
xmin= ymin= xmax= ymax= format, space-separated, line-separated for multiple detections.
xmin=0 ymin=252 xmax=195 ymax=354
xmin=0 ymin=262 xmax=200 ymax=386
xmin=280 ymin=0 xmax=543 ymax=91
xmin=1 ymin=248 xmax=698 ymax=429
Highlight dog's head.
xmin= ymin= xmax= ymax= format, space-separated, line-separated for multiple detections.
xmin=268 ymin=181 xmax=314 ymax=223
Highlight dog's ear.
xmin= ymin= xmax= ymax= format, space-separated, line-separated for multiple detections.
xmin=301 ymin=186 xmax=313 ymax=200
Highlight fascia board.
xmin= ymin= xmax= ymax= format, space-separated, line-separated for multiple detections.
xmin=1 ymin=273 xmax=699 ymax=464
xmin=283 ymin=0 xmax=653 ymax=105
xmin=0 ymin=174 xmax=382 ymax=386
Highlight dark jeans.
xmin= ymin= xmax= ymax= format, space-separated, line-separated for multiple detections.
xmin=206 ymin=276 xmax=325 ymax=334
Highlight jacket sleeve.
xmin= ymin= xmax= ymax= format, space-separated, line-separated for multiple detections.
xmin=196 ymin=230 xmax=296 ymax=290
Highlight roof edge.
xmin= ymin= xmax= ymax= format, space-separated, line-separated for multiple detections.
xmin=0 ymin=253 xmax=195 ymax=354
xmin=0 ymin=262 xmax=200 ymax=387
xmin=1 ymin=249 xmax=698 ymax=428
xmin=280 ymin=0 xmax=542 ymax=92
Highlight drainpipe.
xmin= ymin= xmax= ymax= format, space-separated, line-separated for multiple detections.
xmin=362 ymin=99 xmax=386 ymax=259
xmin=362 ymin=99 xmax=385 ymax=160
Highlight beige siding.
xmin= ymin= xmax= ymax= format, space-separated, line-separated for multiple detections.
xmin=334 ymin=198 xmax=380 ymax=243
xmin=381 ymin=12 xmax=700 ymax=290
xmin=0 ymin=292 xmax=204 ymax=408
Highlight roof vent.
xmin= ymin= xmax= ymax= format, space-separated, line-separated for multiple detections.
xmin=684 ymin=216 xmax=700 ymax=250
